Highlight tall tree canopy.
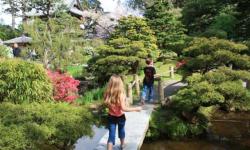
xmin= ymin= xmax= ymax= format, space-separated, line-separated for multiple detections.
xmin=145 ymin=0 xmax=186 ymax=56
xmin=30 ymin=0 xmax=64 ymax=17
xmin=182 ymin=0 xmax=250 ymax=40
xmin=24 ymin=13 xmax=85 ymax=69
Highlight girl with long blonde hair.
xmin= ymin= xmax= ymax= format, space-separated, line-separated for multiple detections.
xmin=104 ymin=75 xmax=141 ymax=150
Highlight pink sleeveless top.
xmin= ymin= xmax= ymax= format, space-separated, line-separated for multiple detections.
xmin=108 ymin=103 xmax=124 ymax=117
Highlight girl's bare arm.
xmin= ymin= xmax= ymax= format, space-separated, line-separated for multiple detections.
xmin=120 ymin=96 xmax=142 ymax=112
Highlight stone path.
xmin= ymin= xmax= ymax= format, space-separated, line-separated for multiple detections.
xmin=95 ymin=104 xmax=155 ymax=150
xmin=75 ymin=80 xmax=186 ymax=150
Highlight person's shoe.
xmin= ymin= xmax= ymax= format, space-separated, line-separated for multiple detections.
xmin=149 ymin=99 xmax=154 ymax=104
xmin=120 ymin=144 xmax=125 ymax=150
xmin=140 ymin=100 xmax=145 ymax=106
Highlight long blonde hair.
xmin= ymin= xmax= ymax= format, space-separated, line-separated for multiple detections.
xmin=104 ymin=75 xmax=125 ymax=105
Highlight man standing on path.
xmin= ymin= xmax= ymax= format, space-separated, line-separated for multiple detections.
xmin=141 ymin=58 xmax=156 ymax=105
xmin=13 ymin=43 xmax=21 ymax=57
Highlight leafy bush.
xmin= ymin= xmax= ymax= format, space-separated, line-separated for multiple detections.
xmin=0 ymin=24 xmax=22 ymax=40
xmin=182 ymin=37 xmax=250 ymax=74
xmin=0 ymin=102 xmax=94 ymax=150
xmin=146 ymin=107 xmax=207 ymax=140
xmin=0 ymin=45 xmax=13 ymax=58
xmin=66 ymin=65 xmax=83 ymax=78
xmin=0 ymin=59 xmax=53 ymax=104
xmin=47 ymin=70 xmax=80 ymax=103
xmin=172 ymin=67 xmax=250 ymax=111
xmin=77 ymin=87 xmax=105 ymax=104
xmin=0 ymin=125 xmax=28 ymax=150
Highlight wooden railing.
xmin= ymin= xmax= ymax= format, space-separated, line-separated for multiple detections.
xmin=125 ymin=66 xmax=175 ymax=105
xmin=126 ymin=74 xmax=140 ymax=105
xmin=168 ymin=66 xmax=175 ymax=79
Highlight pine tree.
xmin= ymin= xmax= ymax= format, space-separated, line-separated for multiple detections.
xmin=144 ymin=0 xmax=187 ymax=56
xmin=88 ymin=16 xmax=159 ymax=84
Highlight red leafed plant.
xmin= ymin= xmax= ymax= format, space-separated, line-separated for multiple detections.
xmin=47 ymin=70 xmax=80 ymax=103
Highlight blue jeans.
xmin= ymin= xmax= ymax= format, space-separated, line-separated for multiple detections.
xmin=141 ymin=84 xmax=154 ymax=101
xmin=107 ymin=114 xmax=126 ymax=145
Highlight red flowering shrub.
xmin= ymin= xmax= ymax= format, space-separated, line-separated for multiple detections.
xmin=47 ymin=70 xmax=80 ymax=103
xmin=176 ymin=60 xmax=187 ymax=69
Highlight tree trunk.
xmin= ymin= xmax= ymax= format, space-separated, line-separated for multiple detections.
xmin=11 ymin=13 xmax=16 ymax=29
xmin=21 ymin=0 xmax=27 ymax=23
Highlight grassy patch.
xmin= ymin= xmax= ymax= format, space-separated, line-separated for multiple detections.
xmin=124 ymin=60 xmax=182 ymax=84
xmin=66 ymin=65 xmax=83 ymax=78
xmin=76 ymin=87 xmax=105 ymax=105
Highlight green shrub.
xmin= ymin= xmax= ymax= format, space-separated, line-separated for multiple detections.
xmin=173 ymin=67 xmax=250 ymax=111
xmin=77 ymin=87 xmax=105 ymax=104
xmin=0 ymin=45 xmax=13 ymax=58
xmin=146 ymin=107 xmax=207 ymax=140
xmin=0 ymin=59 xmax=53 ymax=104
xmin=66 ymin=65 xmax=83 ymax=78
xmin=0 ymin=125 xmax=28 ymax=150
xmin=0 ymin=102 xmax=94 ymax=150
xmin=182 ymin=37 xmax=249 ymax=74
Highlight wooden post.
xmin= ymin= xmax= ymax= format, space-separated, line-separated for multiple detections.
xmin=169 ymin=66 xmax=174 ymax=79
xmin=127 ymin=83 xmax=133 ymax=105
xmin=158 ymin=78 xmax=164 ymax=103
xmin=246 ymin=80 xmax=250 ymax=90
xmin=133 ymin=74 xmax=140 ymax=97
xmin=229 ymin=64 xmax=233 ymax=69
xmin=121 ymin=75 xmax=126 ymax=82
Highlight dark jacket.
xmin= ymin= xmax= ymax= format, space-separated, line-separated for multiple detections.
xmin=143 ymin=66 xmax=156 ymax=86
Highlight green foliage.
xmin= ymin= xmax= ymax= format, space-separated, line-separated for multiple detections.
xmin=173 ymin=67 xmax=250 ymax=111
xmin=0 ymin=24 xmax=22 ymax=40
xmin=125 ymin=0 xmax=154 ymax=9
xmin=24 ymin=13 xmax=85 ymax=69
xmin=146 ymin=107 xmax=207 ymax=140
xmin=182 ymin=0 xmax=222 ymax=34
xmin=182 ymin=37 xmax=250 ymax=74
xmin=202 ymin=5 xmax=238 ymax=39
xmin=0 ymin=45 xmax=13 ymax=58
xmin=0 ymin=124 xmax=28 ymax=150
xmin=182 ymin=0 xmax=250 ymax=40
xmin=0 ymin=59 xmax=53 ymax=104
xmin=0 ymin=102 xmax=94 ymax=150
xmin=66 ymin=65 xmax=83 ymax=78
xmin=31 ymin=0 xmax=64 ymax=17
xmin=81 ymin=0 xmax=103 ymax=11
xmin=77 ymin=87 xmax=105 ymax=104
xmin=234 ymin=0 xmax=250 ymax=40
xmin=145 ymin=0 xmax=187 ymax=55
xmin=88 ymin=16 xmax=159 ymax=84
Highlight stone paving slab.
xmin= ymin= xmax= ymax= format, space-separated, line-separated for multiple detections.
xmin=95 ymin=104 xmax=155 ymax=150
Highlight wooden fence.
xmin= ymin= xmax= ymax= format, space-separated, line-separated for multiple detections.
xmin=125 ymin=66 xmax=175 ymax=105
